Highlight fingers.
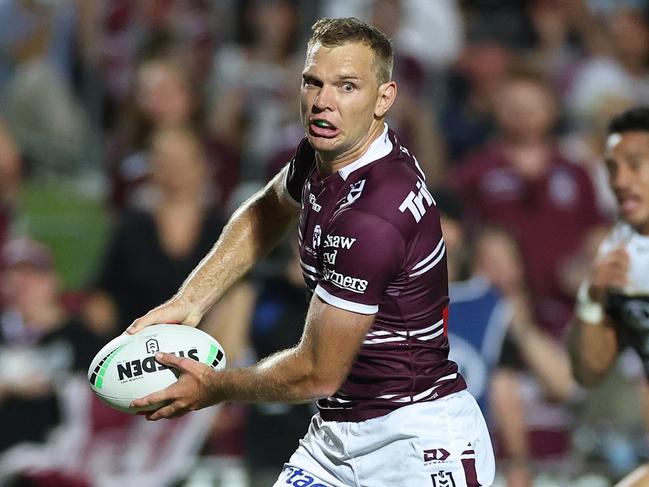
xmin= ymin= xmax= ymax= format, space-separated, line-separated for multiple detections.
xmin=131 ymin=385 xmax=174 ymax=410
xmin=154 ymin=352 xmax=196 ymax=373
xmin=145 ymin=402 xmax=189 ymax=421
xmin=125 ymin=300 xmax=202 ymax=334
xmin=126 ymin=311 xmax=162 ymax=335
xmin=593 ymin=246 xmax=630 ymax=291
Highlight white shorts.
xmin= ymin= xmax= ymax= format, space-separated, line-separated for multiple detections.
xmin=272 ymin=390 xmax=495 ymax=487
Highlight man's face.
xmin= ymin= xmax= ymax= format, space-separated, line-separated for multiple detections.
xmin=300 ymin=41 xmax=384 ymax=161
xmin=605 ymin=130 xmax=649 ymax=234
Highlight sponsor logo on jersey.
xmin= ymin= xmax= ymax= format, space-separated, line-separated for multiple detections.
xmin=424 ymin=448 xmax=451 ymax=464
xmin=399 ymin=178 xmax=435 ymax=223
xmin=283 ymin=466 xmax=332 ymax=487
xmin=340 ymin=179 xmax=366 ymax=208
xmin=116 ymin=348 xmax=199 ymax=381
xmin=309 ymin=193 xmax=321 ymax=212
xmin=323 ymin=249 xmax=337 ymax=265
xmin=324 ymin=235 xmax=356 ymax=249
xmin=322 ymin=267 xmax=368 ymax=293
xmin=313 ymin=225 xmax=321 ymax=249
xmin=431 ymin=471 xmax=456 ymax=487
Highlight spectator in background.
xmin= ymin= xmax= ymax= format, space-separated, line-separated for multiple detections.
xmin=0 ymin=237 xmax=103 ymax=454
xmin=566 ymin=5 xmax=649 ymax=128
xmin=436 ymin=189 xmax=510 ymax=416
xmin=369 ymin=0 xmax=446 ymax=182
xmin=453 ymin=68 xmax=606 ymax=339
xmin=208 ymin=0 xmax=303 ymax=182
xmin=440 ymin=35 xmax=510 ymax=164
xmin=475 ymin=227 xmax=577 ymax=487
xmin=0 ymin=0 xmax=91 ymax=180
xmin=438 ymin=187 xmax=578 ymax=485
xmin=90 ymin=124 xmax=227 ymax=332
xmin=110 ymin=57 xmax=238 ymax=212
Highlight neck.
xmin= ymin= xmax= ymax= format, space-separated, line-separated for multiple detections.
xmin=161 ymin=187 xmax=203 ymax=207
xmin=316 ymin=121 xmax=385 ymax=177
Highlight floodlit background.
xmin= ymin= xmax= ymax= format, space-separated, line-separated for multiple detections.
xmin=0 ymin=0 xmax=648 ymax=486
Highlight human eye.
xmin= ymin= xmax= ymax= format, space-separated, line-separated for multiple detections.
xmin=604 ymin=159 xmax=617 ymax=177
xmin=302 ymin=75 xmax=319 ymax=88
xmin=340 ymin=82 xmax=356 ymax=93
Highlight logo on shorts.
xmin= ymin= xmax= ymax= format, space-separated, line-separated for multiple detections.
xmin=283 ymin=466 xmax=332 ymax=487
xmin=431 ymin=471 xmax=456 ymax=487
xmin=424 ymin=448 xmax=450 ymax=463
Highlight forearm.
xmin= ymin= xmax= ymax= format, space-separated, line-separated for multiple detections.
xmin=511 ymin=326 xmax=576 ymax=401
xmin=566 ymin=317 xmax=618 ymax=386
xmin=490 ymin=370 xmax=529 ymax=463
xmin=178 ymin=175 xmax=297 ymax=314
xmin=209 ymin=346 xmax=335 ymax=404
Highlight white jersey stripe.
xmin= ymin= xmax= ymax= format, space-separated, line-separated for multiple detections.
xmin=436 ymin=373 xmax=458 ymax=383
xmin=363 ymin=336 xmax=407 ymax=345
xmin=300 ymin=260 xmax=318 ymax=274
xmin=365 ymin=319 xmax=444 ymax=343
xmin=415 ymin=328 xmax=445 ymax=341
xmin=410 ymin=319 xmax=444 ymax=336
xmin=315 ymin=285 xmax=378 ymax=315
xmin=302 ymin=272 xmax=317 ymax=283
xmin=410 ymin=244 xmax=446 ymax=277
xmin=412 ymin=237 xmax=444 ymax=271
xmin=378 ymin=373 xmax=458 ymax=403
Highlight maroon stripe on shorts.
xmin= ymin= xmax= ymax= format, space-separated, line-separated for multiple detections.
xmin=461 ymin=457 xmax=481 ymax=487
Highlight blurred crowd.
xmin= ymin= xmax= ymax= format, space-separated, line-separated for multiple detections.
xmin=1 ymin=0 xmax=649 ymax=486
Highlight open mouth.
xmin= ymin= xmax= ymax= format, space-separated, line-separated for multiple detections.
xmin=309 ymin=119 xmax=340 ymax=138
xmin=618 ymin=194 xmax=642 ymax=215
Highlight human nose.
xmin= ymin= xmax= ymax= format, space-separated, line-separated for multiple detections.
xmin=612 ymin=163 xmax=633 ymax=190
xmin=313 ymin=84 xmax=334 ymax=111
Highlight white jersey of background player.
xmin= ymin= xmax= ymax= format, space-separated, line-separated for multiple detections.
xmin=568 ymin=106 xmax=649 ymax=487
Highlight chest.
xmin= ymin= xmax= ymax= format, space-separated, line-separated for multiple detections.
xmin=476 ymin=167 xmax=581 ymax=214
xmin=297 ymin=177 xmax=360 ymax=288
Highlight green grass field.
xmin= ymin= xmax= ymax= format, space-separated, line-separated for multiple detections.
xmin=17 ymin=180 xmax=110 ymax=290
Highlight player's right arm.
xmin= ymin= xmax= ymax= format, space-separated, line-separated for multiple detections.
xmin=127 ymin=166 xmax=300 ymax=333
xmin=566 ymin=246 xmax=628 ymax=386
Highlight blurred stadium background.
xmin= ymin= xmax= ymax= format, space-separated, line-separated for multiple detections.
xmin=1 ymin=0 xmax=649 ymax=486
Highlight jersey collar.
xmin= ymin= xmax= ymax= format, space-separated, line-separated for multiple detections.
xmin=338 ymin=124 xmax=393 ymax=181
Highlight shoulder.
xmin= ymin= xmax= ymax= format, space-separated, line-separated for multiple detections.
xmin=292 ymin=137 xmax=315 ymax=166
xmin=340 ymin=160 xmax=438 ymax=236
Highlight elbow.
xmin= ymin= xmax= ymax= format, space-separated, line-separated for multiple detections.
xmin=307 ymin=375 xmax=343 ymax=399
xmin=571 ymin=357 xmax=609 ymax=388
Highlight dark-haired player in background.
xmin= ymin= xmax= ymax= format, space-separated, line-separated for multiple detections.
xmin=568 ymin=106 xmax=649 ymax=487
xmin=129 ymin=17 xmax=495 ymax=486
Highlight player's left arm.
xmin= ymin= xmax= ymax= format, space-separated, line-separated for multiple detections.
xmin=131 ymin=295 xmax=374 ymax=420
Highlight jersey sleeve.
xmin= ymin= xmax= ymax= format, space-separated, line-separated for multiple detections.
xmin=315 ymin=209 xmax=405 ymax=315
xmin=282 ymin=137 xmax=315 ymax=207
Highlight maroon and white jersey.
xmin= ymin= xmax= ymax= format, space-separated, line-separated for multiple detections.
xmin=283 ymin=125 xmax=466 ymax=422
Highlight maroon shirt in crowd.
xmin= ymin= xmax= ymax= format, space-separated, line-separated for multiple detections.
xmin=284 ymin=125 xmax=466 ymax=422
xmin=453 ymin=144 xmax=606 ymax=337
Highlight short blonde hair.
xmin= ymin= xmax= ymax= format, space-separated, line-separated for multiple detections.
xmin=308 ymin=17 xmax=394 ymax=84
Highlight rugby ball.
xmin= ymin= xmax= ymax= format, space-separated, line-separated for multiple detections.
xmin=88 ymin=324 xmax=226 ymax=414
